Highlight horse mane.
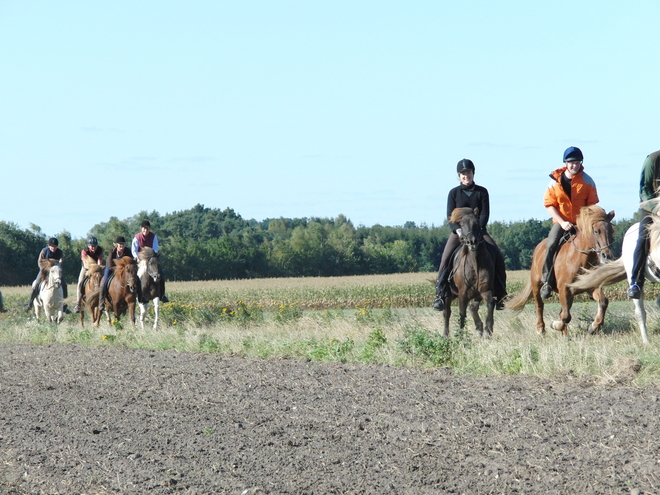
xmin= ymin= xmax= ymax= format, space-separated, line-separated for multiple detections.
xmin=575 ymin=205 xmax=608 ymax=234
xmin=39 ymin=258 xmax=59 ymax=273
xmin=139 ymin=247 xmax=156 ymax=261
xmin=449 ymin=207 xmax=476 ymax=224
xmin=87 ymin=264 xmax=102 ymax=274
xmin=113 ymin=257 xmax=135 ymax=277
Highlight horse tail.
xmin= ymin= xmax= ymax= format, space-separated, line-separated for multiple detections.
xmin=568 ymin=259 xmax=627 ymax=292
xmin=505 ymin=278 xmax=533 ymax=312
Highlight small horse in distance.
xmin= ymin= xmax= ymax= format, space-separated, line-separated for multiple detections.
xmin=441 ymin=207 xmax=496 ymax=338
xmin=506 ymin=205 xmax=615 ymax=337
xmin=34 ymin=259 xmax=65 ymax=323
xmin=79 ymin=260 xmax=104 ymax=327
xmin=137 ymin=247 xmax=163 ymax=329
xmin=97 ymin=257 xmax=138 ymax=326
xmin=570 ymin=199 xmax=660 ymax=344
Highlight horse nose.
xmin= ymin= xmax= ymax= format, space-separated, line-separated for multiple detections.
xmin=600 ymin=249 xmax=613 ymax=263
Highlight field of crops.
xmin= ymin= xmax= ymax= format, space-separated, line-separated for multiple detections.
xmin=1 ymin=270 xmax=660 ymax=384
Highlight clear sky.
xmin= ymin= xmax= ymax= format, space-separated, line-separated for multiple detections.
xmin=1 ymin=1 xmax=658 ymax=239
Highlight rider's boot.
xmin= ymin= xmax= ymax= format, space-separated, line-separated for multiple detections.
xmin=24 ymin=284 xmax=38 ymax=312
xmin=432 ymin=270 xmax=448 ymax=311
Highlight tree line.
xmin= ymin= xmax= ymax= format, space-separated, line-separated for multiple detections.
xmin=0 ymin=204 xmax=641 ymax=286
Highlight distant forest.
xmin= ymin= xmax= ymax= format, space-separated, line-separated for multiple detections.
xmin=0 ymin=204 xmax=640 ymax=286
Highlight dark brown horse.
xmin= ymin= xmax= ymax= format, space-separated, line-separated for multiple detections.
xmin=97 ymin=258 xmax=138 ymax=326
xmin=506 ymin=205 xmax=615 ymax=336
xmin=442 ymin=207 xmax=496 ymax=338
xmin=137 ymin=247 xmax=163 ymax=329
xmin=79 ymin=262 xmax=103 ymax=327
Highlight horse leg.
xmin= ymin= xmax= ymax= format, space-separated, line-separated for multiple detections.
xmin=551 ymin=288 xmax=573 ymax=336
xmin=129 ymin=301 xmax=136 ymax=326
xmin=469 ymin=299 xmax=483 ymax=337
xmin=457 ymin=293 xmax=469 ymax=330
xmin=633 ymin=298 xmax=650 ymax=344
xmin=442 ymin=296 xmax=452 ymax=338
xmin=587 ymin=287 xmax=609 ymax=335
xmin=484 ymin=292 xmax=495 ymax=337
xmin=532 ymin=289 xmax=546 ymax=335
xmin=152 ymin=297 xmax=159 ymax=329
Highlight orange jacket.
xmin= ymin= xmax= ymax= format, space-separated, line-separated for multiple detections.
xmin=543 ymin=167 xmax=599 ymax=224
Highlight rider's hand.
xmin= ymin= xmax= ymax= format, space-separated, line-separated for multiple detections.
xmin=560 ymin=220 xmax=573 ymax=231
xmin=456 ymin=228 xmax=463 ymax=236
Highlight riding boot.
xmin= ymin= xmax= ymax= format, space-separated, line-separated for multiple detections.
xmin=99 ymin=283 xmax=107 ymax=313
xmin=629 ymin=215 xmax=652 ymax=299
xmin=160 ymin=278 xmax=168 ymax=303
xmin=24 ymin=284 xmax=39 ymax=312
xmin=432 ymin=269 xmax=449 ymax=311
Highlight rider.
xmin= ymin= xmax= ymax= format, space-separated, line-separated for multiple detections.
xmin=627 ymin=150 xmax=660 ymax=299
xmin=539 ymin=146 xmax=599 ymax=299
xmin=99 ymin=236 xmax=134 ymax=313
xmin=25 ymin=237 xmax=69 ymax=312
xmin=131 ymin=220 xmax=169 ymax=303
xmin=432 ymin=159 xmax=507 ymax=311
xmin=73 ymin=236 xmax=105 ymax=313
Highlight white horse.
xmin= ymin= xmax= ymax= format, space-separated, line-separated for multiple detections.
xmin=570 ymin=199 xmax=660 ymax=344
xmin=137 ymin=247 xmax=161 ymax=329
xmin=34 ymin=261 xmax=64 ymax=323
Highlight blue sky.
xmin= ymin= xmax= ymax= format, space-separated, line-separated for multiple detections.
xmin=1 ymin=1 xmax=658 ymax=239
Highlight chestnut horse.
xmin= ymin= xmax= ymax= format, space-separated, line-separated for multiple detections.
xmin=79 ymin=261 xmax=103 ymax=327
xmin=441 ymin=207 xmax=496 ymax=338
xmin=570 ymin=198 xmax=660 ymax=344
xmin=506 ymin=205 xmax=615 ymax=336
xmin=137 ymin=247 xmax=163 ymax=329
xmin=96 ymin=257 xmax=138 ymax=326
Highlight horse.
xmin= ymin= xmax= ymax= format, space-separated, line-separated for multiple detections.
xmin=137 ymin=247 xmax=163 ymax=329
xmin=33 ymin=259 xmax=64 ymax=323
xmin=79 ymin=261 xmax=103 ymax=327
xmin=97 ymin=257 xmax=138 ymax=326
xmin=441 ymin=207 xmax=496 ymax=338
xmin=506 ymin=205 xmax=615 ymax=336
xmin=570 ymin=199 xmax=660 ymax=344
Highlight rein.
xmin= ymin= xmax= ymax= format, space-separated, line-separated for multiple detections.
xmin=565 ymin=229 xmax=613 ymax=255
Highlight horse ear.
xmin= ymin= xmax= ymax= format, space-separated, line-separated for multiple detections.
xmin=608 ymin=210 xmax=615 ymax=221
xmin=473 ymin=208 xmax=479 ymax=217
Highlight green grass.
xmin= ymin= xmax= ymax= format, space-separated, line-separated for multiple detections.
xmin=2 ymin=272 xmax=660 ymax=385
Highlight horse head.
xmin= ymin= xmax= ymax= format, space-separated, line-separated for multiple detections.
xmin=139 ymin=247 xmax=161 ymax=283
xmin=450 ymin=207 xmax=482 ymax=252
xmin=115 ymin=258 xmax=138 ymax=293
xmin=49 ymin=264 xmax=63 ymax=289
xmin=576 ymin=205 xmax=616 ymax=264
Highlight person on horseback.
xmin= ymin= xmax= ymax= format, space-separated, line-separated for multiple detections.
xmin=539 ymin=146 xmax=599 ymax=299
xmin=25 ymin=237 xmax=70 ymax=312
xmin=627 ymin=150 xmax=660 ymax=299
xmin=432 ymin=159 xmax=507 ymax=311
xmin=73 ymin=236 xmax=105 ymax=313
xmin=99 ymin=236 xmax=134 ymax=313
xmin=131 ymin=220 xmax=169 ymax=303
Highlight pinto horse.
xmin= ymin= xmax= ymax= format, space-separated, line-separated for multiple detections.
xmin=570 ymin=199 xmax=660 ymax=344
xmin=79 ymin=261 xmax=103 ymax=327
xmin=98 ymin=257 xmax=138 ymax=326
xmin=441 ymin=207 xmax=496 ymax=338
xmin=34 ymin=259 xmax=64 ymax=323
xmin=137 ymin=247 xmax=163 ymax=329
xmin=506 ymin=205 xmax=615 ymax=336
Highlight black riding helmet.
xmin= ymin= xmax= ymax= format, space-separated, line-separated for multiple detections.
xmin=87 ymin=236 xmax=98 ymax=247
xmin=48 ymin=237 xmax=58 ymax=247
xmin=457 ymin=159 xmax=475 ymax=174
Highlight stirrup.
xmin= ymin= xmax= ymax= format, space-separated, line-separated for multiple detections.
xmin=627 ymin=283 xmax=641 ymax=300
xmin=432 ymin=297 xmax=445 ymax=311
xmin=540 ymin=283 xmax=552 ymax=299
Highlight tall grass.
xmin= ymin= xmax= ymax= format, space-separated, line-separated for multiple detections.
xmin=1 ymin=271 xmax=659 ymax=384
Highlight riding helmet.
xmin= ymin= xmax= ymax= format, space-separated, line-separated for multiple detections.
xmin=115 ymin=236 xmax=126 ymax=244
xmin=141 ymin=220 xmax=151 ymax=228
xmin=457 ymin=159 xmax=475 ymax=174
xmin=48 ymin=237 xmax=59 ymax=247
xmin=87 ymin=236 xmax=98 ymax=247
xmin=563 ymin=146 xmax=583 ymax=162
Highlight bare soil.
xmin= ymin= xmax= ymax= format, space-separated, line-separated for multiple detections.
xmin=1 ymin=344 xmax=659 ymax=494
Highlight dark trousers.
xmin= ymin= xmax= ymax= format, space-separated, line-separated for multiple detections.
xmin=541 ymin=223 xmax=566 ymax=286
xmin=631 ymin=214 xmax=653 ymax=287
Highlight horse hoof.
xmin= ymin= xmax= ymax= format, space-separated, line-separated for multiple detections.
xmin=551 ymin=321 xmax=563 ymax=331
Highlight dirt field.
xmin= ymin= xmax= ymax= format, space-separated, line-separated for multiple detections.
xmin=1 ymin=344 xmax=658 ymax=494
